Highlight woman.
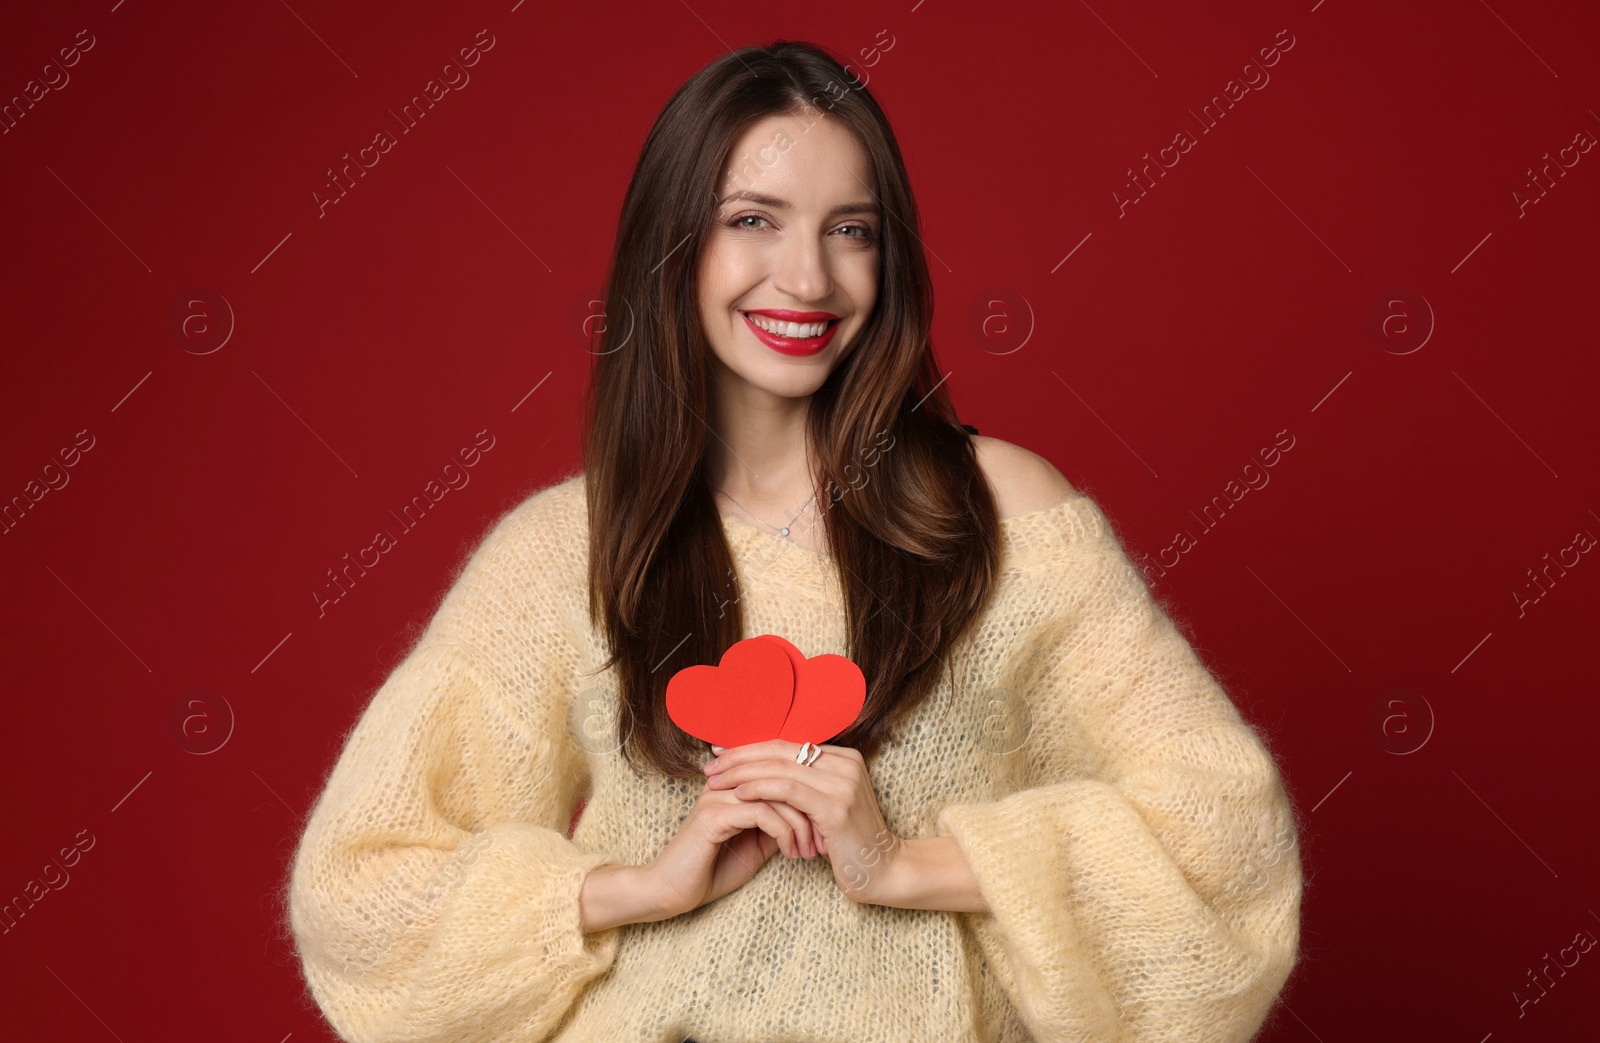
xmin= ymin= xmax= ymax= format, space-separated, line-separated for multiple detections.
xmin=285 ymin=40 xmax=1303 ymax=1043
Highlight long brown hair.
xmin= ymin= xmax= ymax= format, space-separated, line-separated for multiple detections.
xmin=582 ymin=39 xmax=1001 ymax=779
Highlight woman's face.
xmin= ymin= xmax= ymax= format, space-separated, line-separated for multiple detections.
xmin=697 ymin=111 xmax=881 ymax=403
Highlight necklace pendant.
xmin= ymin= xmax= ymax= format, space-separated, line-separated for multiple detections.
xmin=779 ymin=527 xmax=790 ymax=537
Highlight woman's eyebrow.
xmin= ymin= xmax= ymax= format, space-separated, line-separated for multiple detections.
xmin=716 ymin=190 xmax=879 ymax=217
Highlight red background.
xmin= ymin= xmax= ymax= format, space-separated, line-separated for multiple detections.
xmin=3 ymin=1 xmax=1597 ymax=1039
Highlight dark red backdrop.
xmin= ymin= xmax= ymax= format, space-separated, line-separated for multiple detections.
xmin=3 ymin=1 xmax=1597 ymax=1039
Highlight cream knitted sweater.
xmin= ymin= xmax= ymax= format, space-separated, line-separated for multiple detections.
xmin=287 ymin=472 xmax=1303 ymax=1043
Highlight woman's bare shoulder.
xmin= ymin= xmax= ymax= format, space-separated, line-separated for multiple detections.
xmin=970 ymin=434 xmax=1079 ymax=521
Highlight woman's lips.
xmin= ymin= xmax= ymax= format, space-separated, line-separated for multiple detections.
xmin=741 ymin=312 xmax=840 ymax=356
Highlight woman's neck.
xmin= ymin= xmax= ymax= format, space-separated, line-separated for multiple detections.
xmin=705 ymin=392 xmax=816 ymax=507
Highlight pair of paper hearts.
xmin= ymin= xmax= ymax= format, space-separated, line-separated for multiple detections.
xmin=665 ymin=634 xmax=866 ymax=748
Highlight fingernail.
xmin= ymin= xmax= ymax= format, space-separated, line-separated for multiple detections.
xmin=711 ymin=745 xmax=726 ymax=754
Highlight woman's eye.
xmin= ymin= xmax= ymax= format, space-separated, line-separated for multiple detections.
xmin=726 ymin=215 xmax=875 ymax=242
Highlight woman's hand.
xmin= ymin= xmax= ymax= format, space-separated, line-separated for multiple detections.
xmin=644 ymin=782 xmax=822 ymax=920
xmin=704 ymin=739 xmax=906 ymax=904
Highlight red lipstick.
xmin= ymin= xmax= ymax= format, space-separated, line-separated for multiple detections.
xmin=740 ymin=309 xmax=841 ymax=357
xmin=744 ymin=309 xmax=839 ymax=322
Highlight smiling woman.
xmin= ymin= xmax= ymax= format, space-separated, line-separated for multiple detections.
xmin=582 ymin=43 xmax=997 ymax=777
xmin=284 ymin=38 xmax=1302 ymax=1043
xmin=697 ymin=111 xmax=881 ymax=433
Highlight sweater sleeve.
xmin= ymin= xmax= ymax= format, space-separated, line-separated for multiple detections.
xmin=935 ymin=520 xmax=1303 ymax=1042
xmin=287 ymin=499 xmax=621 ymax=1043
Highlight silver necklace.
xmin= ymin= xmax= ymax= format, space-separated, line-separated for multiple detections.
xmin=717 ymin=487 xmax=818 ymax=538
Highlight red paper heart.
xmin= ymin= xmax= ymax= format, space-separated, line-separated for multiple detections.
xmin=756 ymin=635 xmax=867 ymax=744
xmin=665 ymin=637 xmax=794 ymax=747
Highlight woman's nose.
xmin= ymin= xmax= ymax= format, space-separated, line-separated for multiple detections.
xmin=774 ymin=240 xmax=831 ymax=302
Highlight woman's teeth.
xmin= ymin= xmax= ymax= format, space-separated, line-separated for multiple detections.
xmin=745 ymin=313 xmax=831 ymax=339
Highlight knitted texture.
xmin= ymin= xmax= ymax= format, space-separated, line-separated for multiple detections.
xmin=287 ymin=472 xmax=1303 ymax=1042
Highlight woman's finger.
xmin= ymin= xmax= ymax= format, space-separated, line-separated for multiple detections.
xmin=763 ymin=799 xmax=816 ymax=858
xmin=707 ymin=787 xmax=798 ymax=858
xmin=745 ymin=800 xmax=798 ymax=859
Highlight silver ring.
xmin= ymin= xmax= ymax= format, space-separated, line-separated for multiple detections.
xmin=796 ymin=742 xmax=823 ymax=767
